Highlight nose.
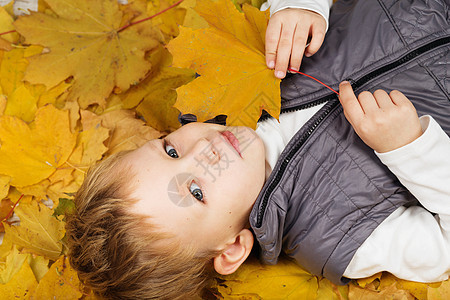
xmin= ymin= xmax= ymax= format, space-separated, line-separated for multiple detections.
xmin=189 ymin=137 xmax=220 ymax=166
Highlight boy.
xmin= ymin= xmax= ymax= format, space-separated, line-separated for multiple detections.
xmin=67 ymin=83 xmax=450 ymax=299
xmin=66 ymin=0 xmax=450 ymax=299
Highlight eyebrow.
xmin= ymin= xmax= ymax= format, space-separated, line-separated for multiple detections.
xmin=147 ymin=139 xmax=166 ymax=158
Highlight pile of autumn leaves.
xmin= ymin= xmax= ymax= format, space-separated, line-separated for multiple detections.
xmin=0 ymin=0 xmax=449 ymax=298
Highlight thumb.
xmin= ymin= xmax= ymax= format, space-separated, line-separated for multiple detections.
xmin=339 ymin=81 xmax=363 ymax=123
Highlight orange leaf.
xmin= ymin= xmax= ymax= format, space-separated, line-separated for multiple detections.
xmin=14 ymin=0 xmax=164 ymax=108
xmin=0 ymin=105 xmax=76 ymax=187
xmin=33 ymin=256 xmax=83 ymax=299
xmin=167 ymin=0 xmax=280 ymax=129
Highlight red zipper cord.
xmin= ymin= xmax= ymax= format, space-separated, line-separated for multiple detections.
xmin=288 ymin=68 xmax=340 ymax=96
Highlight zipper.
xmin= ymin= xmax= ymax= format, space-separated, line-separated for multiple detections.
xmin=255 ymin=36 xmax=450 ymax=228
xmin=255 ymin=99 xmax=339 ymax=228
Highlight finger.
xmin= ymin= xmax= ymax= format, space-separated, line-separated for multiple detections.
xmin=358 ymin=91 xmax=379 ymax=114
xmin=389 ymin=90 xmax=413 ymax=107
xmin=305 ymin=23 xmax=325 ymax=57
xmin=265 ymin=19 xmax=282 ymax=69
xmin=339 ymin=81 xmax=364 ymax=123
xmin=274 ymin=24 xmax=294 ymax=78
xmin=373 ymin=89 xmax=394 ymax=109
xmin=289 ymin=23 xmax=308 ymax=71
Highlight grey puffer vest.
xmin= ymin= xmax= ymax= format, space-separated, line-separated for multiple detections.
xmin=249 ymin=0 xmax=450 ymax=285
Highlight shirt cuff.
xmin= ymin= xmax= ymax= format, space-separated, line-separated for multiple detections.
xmin=375 ymin=115 xmax=443 ymax=165
xmin=261 ymin=0 xmax=332 ymax=31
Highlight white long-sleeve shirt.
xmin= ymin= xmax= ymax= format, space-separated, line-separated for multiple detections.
xmin=343 ymin=116 xmax=450 ymax=282
xmin=256 ymin=106 xmax=450 ymax=282
xmin=258 ymin=0 xmax=449 ymax=282
xmin=261 ymin=0 xmax=333 ymax=30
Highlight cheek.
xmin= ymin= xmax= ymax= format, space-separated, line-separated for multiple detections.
xmin=221 ymin=162 xmax=264 ymax=204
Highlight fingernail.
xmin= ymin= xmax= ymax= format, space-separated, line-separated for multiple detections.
xmin=275 ymin=71 xmax=285 ymax=78
xmin=305 ymin=53 xmax=312 ymax=57
xmin=341 ymin=80 xmax=349 ymax=85
xmin=267 ymin=61 xmax=275 ymax=69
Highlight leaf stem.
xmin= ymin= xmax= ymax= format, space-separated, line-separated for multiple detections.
xmin=0 ymin=194 xmax=24 ymax=223
xmin=0 ymin=0 xmax=185 ymax=37
xmin=0 ymin=30 xmax=16 ymax=36
xmin=117 ymin=0 xmax=184 ymax=33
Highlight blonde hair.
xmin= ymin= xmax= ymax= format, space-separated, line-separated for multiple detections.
xmin=66 ymin=151 xmax=222 ymax=299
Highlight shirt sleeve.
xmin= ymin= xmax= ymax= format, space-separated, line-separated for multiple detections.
xmin=260 ymin=0 xmax=333 ymax=30
xmin=343 ymin=115 xmax=450 ymax=282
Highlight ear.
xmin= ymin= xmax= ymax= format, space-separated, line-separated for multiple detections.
xmin=213 ymin=228 xmax=254 ymax=275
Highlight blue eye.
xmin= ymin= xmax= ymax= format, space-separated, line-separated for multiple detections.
xmin=164 ymin=140 xmax=179 ymax=158
xmin=189 ymin=182 xmax=204 ymax=202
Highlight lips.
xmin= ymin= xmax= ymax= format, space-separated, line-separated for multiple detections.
xmin=221 ymin=131 xmax=242 ymax=157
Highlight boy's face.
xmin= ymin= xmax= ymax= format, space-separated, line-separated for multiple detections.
xmin=125 ymin=122 xmax=266 ymax=251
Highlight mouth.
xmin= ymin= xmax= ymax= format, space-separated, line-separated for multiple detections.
xmin=221 ymin=131 xmax=242 ymax=157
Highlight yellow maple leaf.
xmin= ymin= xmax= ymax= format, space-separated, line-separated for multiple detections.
xmin=0 ymin=230 xmax=13 ymax=260
xmin=356 ymin=272 xmax=383 ymax=289
xmin=15 ymin=173 xmax=78 ymax=207
xmin=0 ymin=7 xmax=18 ymax=44
xmin=211 ymin=255 xmax=320 ymax=299
xmin=16 ymin=167 xmax=78 ymax=206
xmin=231 ymin=0 xmax=265 ymax=11
xmin=0 ymin=46 xmax=69 ymax=123
xmin=0 ymin=246 xmax=29 ymax=284
xmin=0 ymin=94 xmax=5 ymax=116
xmin=0 ymin=1 xmax=14 ymax=16
xmin=47 ymin=180 xmax=80 ymax=204
xmin=121 ymin=46 xmax=196 ymax=131
xmin=0 ymin=46 xmax=43 ymax=97
xmin=167 ymin=0 xmax=280 ymax=129
xmin=317 ymin=278 xmax=348 ymax=300
xmin=349 ymin=282 xmax=415 ymax=300
xmin=68 ymin=110 xmax=109 ymax=167
xmin=428 ymin=279 xmax=450 ymax=300
xmin=0 ymin=196 xmax=13 ymax=232
xmin=16 ymin=179 xmax=50 ymax=201
xmin=97 ymin=109 xmax=161 ymax=155
xmin=49 ymin=168 xmax=75 ymax=187
xmin=0 ymin=175 xmax=10 ymax=200
xmin=4 ymin=201 xmax=65 ymax=260
xmin=33 ymin=256 xmax=83 ymax=299
xmin=28 ymin=255 xmax=49 ymax=283
xmin=56 ymin=100 xmax=81 ymax=135
xmin=135 ymin=84 xmax=182 ymax=132
xmin=179 ymin=0 xmax=209 ymax=29
xmin=3 ymin=83 xmax=38 ymax=122
xmin=0 ymin=38 xmax=11 ymax=51
xmin=375 ymin=272 xmax=442 ymax=300
xmin=14 ymin=0 xmax=164 ymax=108
xmin=147 ymin=0 xmax=187 ymax=42
xmin=37 ymin=81 xmax=72 ymax=108
xmin=65 ymin=110 xmax=109 ymax=186
xmin=0 ymin=249 xmax=37 ymax=298
xmin=0 ymin=105 xmax=76 ymax=187
xmin=135 ymin=65 xmax=196 ymax=132
xmin=195 ymin=0 xmax=267 ymax=53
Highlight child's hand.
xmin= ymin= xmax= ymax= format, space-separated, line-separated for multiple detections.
xmin=266 ymin=8 xmax=327 ymax=79
xmin=338 ymin=81 xmax=423 ymax=153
